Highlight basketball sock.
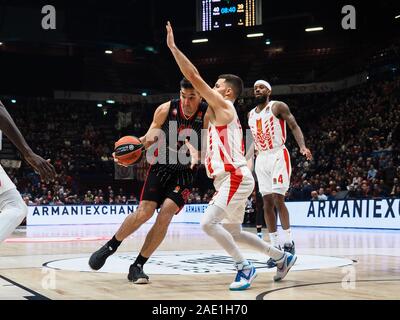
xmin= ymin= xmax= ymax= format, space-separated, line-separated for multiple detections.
xmin=282 ymin=228 xmax=293 ymax=245
xmin=0 ymin=189 xmax=27 ymax=243
xmin=201 ymin=205 xmax=245 ymax=263
xmin=107 ymin=235 xmax=122 ymax=251
xmin=256 ymin=227 xmax=262 ymax=233
xmin=133 ymin=254 xmax=149 ymax=267
xmin=223 ymin=224 xmax=284 ymax=261
xmin=269 ymin=232 xmax=279 ymax=248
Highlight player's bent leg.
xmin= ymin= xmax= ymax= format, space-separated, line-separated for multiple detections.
xmin=140 ymin=198 xmax=177 ymax=257
xmin=223 ymin=224 xmax=286 ymax=261
xmin=115 ymin=200 xmax=158 ymax=240
xmin=200 ymin=205 xmax=245 ymax=261
xmin=272 ymin=193 xmax=295 ymax=254
xmin=89 ymin=200 xmax=157 ymax=271
xmin=0 ymin=189 xmax=27 ymax=243
xmin=262 ymin=194 xmax=280 ymax=268
xmin=128 ymin=198 xmax=178 ymax=284
xmin=201 ymin=205 xmax=257 ymax=290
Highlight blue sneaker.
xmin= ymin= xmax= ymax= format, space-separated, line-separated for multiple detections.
xmin=257 ymin=232 xmax=263 ymax=239
xmin=273 ymin=252 xmax=297 ymax=282
xmin=229 ymin=261 xmax=257 ymax=291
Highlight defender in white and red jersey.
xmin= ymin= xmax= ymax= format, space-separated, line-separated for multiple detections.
xmin=248 ymin=80 xmax=312 ymax=267
xmin=167 ymin=22 xmax=297 ymax=290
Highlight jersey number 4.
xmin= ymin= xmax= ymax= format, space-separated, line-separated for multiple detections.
xmin=278 ymin=175 xmax=283 ymax=184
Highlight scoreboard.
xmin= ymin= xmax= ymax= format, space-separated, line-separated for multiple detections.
xmin=197 ymin=0 xmax=262 ymax=32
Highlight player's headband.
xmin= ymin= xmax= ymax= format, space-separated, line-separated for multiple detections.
xmin=254 ymin=80 xmax=272 ymax=91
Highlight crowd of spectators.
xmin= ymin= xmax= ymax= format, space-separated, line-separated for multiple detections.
xmin=2 ymin=75 xmax=399 ymax=205
xmin=282 ymin=77 xmax=400 ymax=200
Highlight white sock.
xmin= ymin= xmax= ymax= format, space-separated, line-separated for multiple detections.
xmin=200 ymin=205 xmax=245 ymax=263
xmin=223 ymin=224 xmax=284 ymax=261
xmin=282 ymin=228 xmax=293 ymax=245
xmin=0 ymin=189 xmax=28 ymax=243
xmin=269 ymin=232 xmax=279 ymax=248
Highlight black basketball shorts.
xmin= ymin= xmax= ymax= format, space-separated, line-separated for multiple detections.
xmin=140 ymin=165 xmax=193 ymax=212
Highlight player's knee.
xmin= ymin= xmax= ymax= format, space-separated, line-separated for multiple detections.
xmin=272 ymin=193 xmax=285 ymax=208
xmin=263 ymin=195 xmax=273 ymax=206
xmin=135 ymin=205 xmax=154 ymax=223
xmin=156 ymin=211 xmax=174 ymax=227
xmin=264 ymin=200 xmax=274 ymax=212
xmin=8 ymin=196 xmax=28 ymax=226
xmin=223 ymin=224 xmax=241 ymax=238
xmin=200 ymin=217 xmax=215 ymax=236
xmin=16 ymin=201 xmax=28 ymax=224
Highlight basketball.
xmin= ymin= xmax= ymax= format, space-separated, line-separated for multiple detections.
xmin=114 ymin=135 xmax=144 ymax=166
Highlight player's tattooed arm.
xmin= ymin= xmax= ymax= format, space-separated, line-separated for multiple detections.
xmin=273 ymin=101 xmax=312 ymax=160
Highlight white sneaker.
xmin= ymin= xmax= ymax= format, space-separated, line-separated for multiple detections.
xmin=229 ymin=261 xmax=257 ymax=291
xmin=273 ymin=252 xmax=297 ymax=282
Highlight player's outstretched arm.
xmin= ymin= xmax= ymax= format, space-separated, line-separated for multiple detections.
xmin=166 ymin=21 xmax=231 ymax=123
xmin=0 ymin=100 xmax=56 ymax=181
xmin=274 ymin=101 xmax=312 ymax=160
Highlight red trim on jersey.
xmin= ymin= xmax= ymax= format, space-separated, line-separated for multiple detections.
xmin=227 ymin=168 xmax=243 ymax=205
xmin=207 ymin=159 xmax=214 ymax=176
xmin=216 ymin=125 xmax=232 ymax=160
xmin=139 ymin=165 xmax=153 ymax=203
xmin=269 ymin=116 xmax=275 ymax=149
xmin=283 ymin=148 xmax=290 ymax=176
xmin=207 ymin=127 xmax=215 ymax=176
xmin=279 ymin=118 xmax=286 ymax=143
xmin=236 ymin=118 xmax=245 ymax=155
xmin=217 ymin=141 xmax=236 ymax=173
xmin=256 ymin=118 xmax=267 ymax=150
xmin=179 ymin=100 xmax=198 ymax=121
xmin=265 ymin=121 xmax=273 ymax=150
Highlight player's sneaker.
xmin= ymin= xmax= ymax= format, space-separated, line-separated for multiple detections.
xmin=257 ymin=232 xmax=263 ymax=239
xmin=266 ymin=257 xmax=277 ymax=268
xmin=229 ymin=261 xmax=257 ymax=291
xmin=273 ymin=252 xmax=297 ymax=282
xmin=266 ymin=245 xmax=281 ymax=268
xmin=88 ymin=244 xmax=116 ymax=270
xmin=128 ymin=264 xmax=149 ymax=284
xmin=283 ymin=241 xmax=296 ymax=255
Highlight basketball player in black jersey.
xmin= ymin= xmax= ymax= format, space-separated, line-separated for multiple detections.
xmin=89 ymin=78 xmax=209 ymax=283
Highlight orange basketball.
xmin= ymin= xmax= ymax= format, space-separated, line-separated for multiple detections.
xmin=114 ymin=136 xmax=144 ymax=166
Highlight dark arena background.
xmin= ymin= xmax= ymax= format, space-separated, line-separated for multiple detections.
xmin=0 ymin=0 xmax=399 ymax=309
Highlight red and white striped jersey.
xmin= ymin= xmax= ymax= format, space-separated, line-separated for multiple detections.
xmin=248 ymin=101 xmax=287 ymax=152
xmin=205 ymin=101 xmax=247 ymax=178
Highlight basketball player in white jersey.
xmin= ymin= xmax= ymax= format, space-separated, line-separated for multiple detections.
xmin=248 ymin=80 xmax=312 ymax=267
xmin=0 ymin=100 xmax=55 ymax=243
xmin=166 ymin=22 xmax=296 ymax=290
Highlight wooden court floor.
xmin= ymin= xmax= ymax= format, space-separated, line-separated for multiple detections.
xmin=0 ymin=223 xmax=399 ymax=300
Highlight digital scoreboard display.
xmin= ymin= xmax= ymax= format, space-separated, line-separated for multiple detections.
xmin=197 ymin=0 xmax=262 ymax=32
